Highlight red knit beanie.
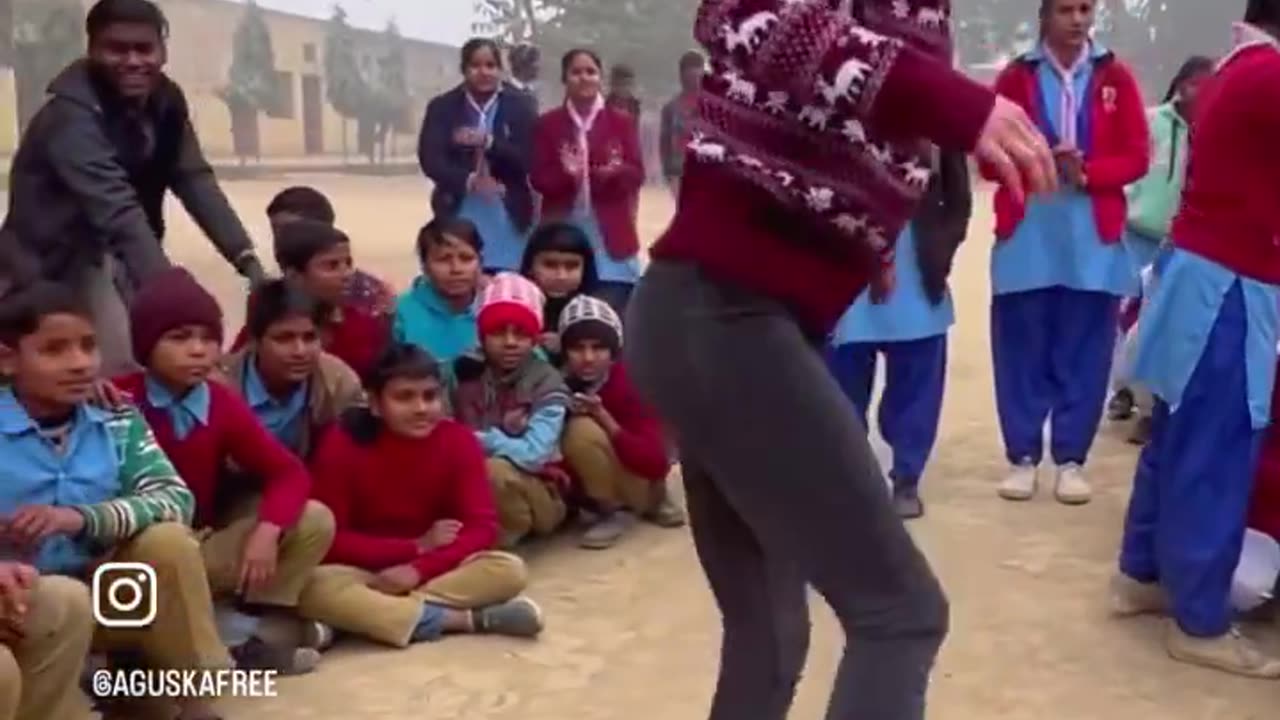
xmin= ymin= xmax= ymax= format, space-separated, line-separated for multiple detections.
xmin=129 ymin=267 xmax=224 ymax=365
xmin=477 ymin=272 xmax=545 ymax=339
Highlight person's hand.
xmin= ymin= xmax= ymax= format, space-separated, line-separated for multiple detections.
xmin=560 ymin=144 xmax=585 ymax=177
xmin=570 ymin=393 xmax=602 ymax=417
xmin=974 ymin=96 xmax=1057 ymax=204
xmin=238 ymin=255 xmax=269 ymax=288
xmin=91 ymin=379 xmax=132 ymax=410
xmin=501 ymin=408 xmax=530 ymax=436
xmin=471 ymin=175 xmax=507 ymax=201
xmin=0 ymin=562 xmax=36 ymax=641
xmin=539 ymin=332 xmax=561 ymax=355
xmin=453 ymin=127 xmax=488 ymax=148
xmin=418 ymin=520 xmax=462 ymax=552
xmin=1054 ymin=146 xmax=1087 ymax=188
xmin=368 ymin=564 xmax=421 ymax=596
xmin=2 ymin=506 xmax=85 ymax=547
xmin=237 ymin=522 xmax=281 ymax=595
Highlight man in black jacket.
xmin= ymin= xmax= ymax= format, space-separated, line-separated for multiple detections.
xmin=1 ymin=0 xmax=266 ymax=375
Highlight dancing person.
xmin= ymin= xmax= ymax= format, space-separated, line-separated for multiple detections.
xmin=532 ymin=50 xmax=645 ymax=318
xmin=625 ymin=0 xmax=1057 ymax=717
xmin=0 ymin=0 xmax=267 ymax=376
xmin=826 ymin=151 xmax=972 ymax=521
xmin=420 ymin=38 xmax=536 ymax=274
xmin=987 ymin=0 xmax=1149 ymax=505
xmin=1114 ymin=2 xmax=1280 ymax=677
xmin=659 ymin=51 xmax=706 ymax=200
xmin=1106 ymin=56 xmax=1215 ymax=444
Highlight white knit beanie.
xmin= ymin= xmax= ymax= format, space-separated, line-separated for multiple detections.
xmin=559 ymin=295 xmax=623 ymax=350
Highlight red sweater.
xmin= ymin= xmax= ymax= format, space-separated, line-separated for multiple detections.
xmin=1172 ymin=43 xmax=1280 ymax=285
xmin=593 ymin=362 xmax=670 ymax=481
xmin=653 ymin=0 xmax=993 ymax=336
xmin=985 ymin=52 xmax=1149 ymax=243
xmin=231 ymin=302 xmax=389 ymax=380
xmin=531 ymin=105 xmax=644 ymax=260
xmin=114 ymin=373 xmax=311 ymax=529
xmin=310 ymin=420 xmax=499 ymax=581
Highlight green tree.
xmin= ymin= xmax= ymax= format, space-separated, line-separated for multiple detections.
xmin=219 ymin=1 xmax=277 ymax=163
xmin=364 ymin=21 xmax=410 ymax=164
xmin=472 ymin=0 xmax=545 ymax=43
xmin=324 ymin=5 xmax=368 ymax=160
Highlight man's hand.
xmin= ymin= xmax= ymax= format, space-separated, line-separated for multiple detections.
xmin=238 ymin=522 xmax=281 ymax=596
xmin=367 ymin=564 xmax=421 ymax=596
xmin=236 ymin=255 xmax=268 ymax=287
xmin=91 ymin=379 xmax=133 ymax=410
xmin=0 ymin=562 xmax=36 ymax=642
xmin=418 ymin=520 xmax=462 ymax=552
xmin=3 ymin=506 xmax=85 ymax=547
xmin=1054 ymin=146 xmax=1087 ymax=188
xmin=975 ymin=96 xmax=1057 ymax=204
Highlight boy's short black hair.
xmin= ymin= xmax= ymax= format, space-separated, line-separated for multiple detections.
xmin=0 ymin=282 xmax=91 ymax=348
xmin=273 ymin=219 xmax=350 ymax=273
xmin=415 ymin=217 xmax=483 ymax=265
xmin=1246 ymin=0 xmax=1280 ymax=25
xmin=363 ymin=343 xmax=441 ymax=394
xmin=245 ymin=279 xmax=330 ymax=340
xmin=86 ymin=0 xmax=169 ymax=41
xmin=266 ymin=187 xmax=336 ymax=225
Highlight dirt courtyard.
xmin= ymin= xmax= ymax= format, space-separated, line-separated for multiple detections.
xmin=7 ymin=174 xmax=1278 ymax=718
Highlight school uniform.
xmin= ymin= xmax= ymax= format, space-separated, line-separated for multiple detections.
xmin=419 ymin=86 xmax=536 ymax=273
xmin=986 ymin=42 xmax=1149 ymax=471
xmin=1118 ymin=29 xmax=1280 ymax=644
xmin=392 ymin=277 xmax=479 ymax=372
xmin=228 ymin=299 xmax=388 ymax=382
xmin=531 ymin=100 xmax=645 ymax=317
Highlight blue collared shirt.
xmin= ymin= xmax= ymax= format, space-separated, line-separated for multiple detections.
xmin=144 ymin=376 xmax=211 ymax=441
xmin=0 ymin=389 xmax=119 ymax=574
xmin=243 ymin=357 xmax=309 ymax=453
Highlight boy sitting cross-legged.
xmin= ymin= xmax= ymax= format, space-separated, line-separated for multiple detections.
xmin=0 ymin=282 xmax=228 ymax=720
xmin=558 ymin=297 xmax=684 ymax=549
xmin=221 ymin=279 xmax=365 ymax=462
xmin=115 ymin=268 xmax=336 ymax=672
xmin=297 ymin=344 xmax=542 ymax=646
xmin=452 ymin=273 xmax=572 ymax=546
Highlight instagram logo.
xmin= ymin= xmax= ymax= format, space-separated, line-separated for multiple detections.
xmin=92 ymin=562 xmax=158 ymax=629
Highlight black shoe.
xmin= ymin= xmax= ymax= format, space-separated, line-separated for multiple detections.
xmin=892 ymin=486 xmax=925 ymax=520
xmin=1107 ymin=389 xmax=1136 ymax=421
xmin=231 ymin=637 xmax=321 ymax=676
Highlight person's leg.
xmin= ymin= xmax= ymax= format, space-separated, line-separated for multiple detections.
xmin=991 ymin=290 xmax=1055 ymax=499
xmin=824 ymin=342 xmax=877 ymax=429
xmin=0 ymin=647 xmax=16 ymax=720
xmin=562 ymin=416 xmax=651 ymax=548
xmin=77 ymin=257 xmax=138 ymax=377
xmin=879 ymin=336 xmax=947 ymax=519
xmin=10 ymin=576 xmax=95 ymax=720
xmin=296 ymin=565 xmax=424 ymax=647
xmin=418 ymin=551 xmax=543 ymax=638
xmin=1114 ymin=398 xmax=1172 ymax=615
xmin=486 ymin=458 xmax=537 ymax=546
xmin=627 ymin=262 xmax=948 ymax=720
xmin=1149 ymin=284 xmax=1276 ymax=675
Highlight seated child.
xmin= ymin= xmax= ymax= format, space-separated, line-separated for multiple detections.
xmin=520 ymin=221 xmax=599 ymax=363
xmin=298 ymin=344 xmax=542 ymax=646
xmin=558 ymin=297 xmax=684 ymax=549
xmin=0 ymin=564 xmax=94 ymax=720
xmin=117 ymin=268 xmax=336 ymax=671
xmin=266 ymin=186 xmax=396 ymax=317
xmin=0 ymin=282 xmax=228 ymax=720
xmin=393 ymin=217 xmax=483 ymax=374
xmin=222 ymin=280 xmax=365 ymax=462
xmin=451 ymin=273 xmax=571 ymax=546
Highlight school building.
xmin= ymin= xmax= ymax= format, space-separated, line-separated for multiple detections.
xmin=0 ymin=0 xmax=459 ymax=158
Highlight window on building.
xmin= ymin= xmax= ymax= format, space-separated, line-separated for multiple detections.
xmin=303 ymin=43 xmax=316 ymax=63
xmin=266 ymin=71 xmax=295 ymax=119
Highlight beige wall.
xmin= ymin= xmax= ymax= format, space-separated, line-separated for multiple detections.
xmin=0 ymin=67 xmax=16 ymax=154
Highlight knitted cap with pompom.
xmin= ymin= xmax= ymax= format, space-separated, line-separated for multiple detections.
xmin=477 ymin=272 xmax=546 ymax=339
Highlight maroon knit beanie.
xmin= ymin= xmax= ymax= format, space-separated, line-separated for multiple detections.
xmin=129 ymin=267 xmax=224 ymax=365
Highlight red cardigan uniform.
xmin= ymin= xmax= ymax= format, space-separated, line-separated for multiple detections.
xmin=1171 ymin=42 xmax=1280 ymax=284
xmin=985 ymin=50 xmax=1149 ymax=243
xmin=310 ymin=420 xmax=499 ymax=581
xmin=531 ymin=104 xmax=644 ymax=261
xmin=114 ymin=373 xmax=311 ymax=529
xmin=594 ymin=362 xmax=670 ymax=482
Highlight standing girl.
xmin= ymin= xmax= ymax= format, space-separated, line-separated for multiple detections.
xmin=531 ymin=50 xmax=645 ymax=318
xmin=1114 ymin=5 xmax=1280 ymax=677
xmin=986 ymin=0 xmax=1149 ymax=505
xmin=1107 ymin=56 xmax=1215 ymax=441
xmin=419 ymin=38 xmax=537 ymax=274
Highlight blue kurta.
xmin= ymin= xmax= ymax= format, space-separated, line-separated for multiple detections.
xmin=572 ymin=212 xmax=640 ymax=284
xmin=833 ymin=226 xmax=955 ymax=344
xmin=1130 ymin=248 xmax=1280 ymax=429
xmin=457 ymin=93 xmax=526 ymax=272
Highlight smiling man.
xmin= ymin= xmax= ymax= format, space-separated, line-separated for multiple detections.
xmin=1 ymin=0 xmax=267 ymax=377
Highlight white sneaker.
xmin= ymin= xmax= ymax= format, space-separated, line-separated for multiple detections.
xmin=1054 ymin=463 xmax=1092 ymax=505
xmin=1166 ymin=624 xmax=1280 ymax=678
xmin=998 ymin=462 xmax=1038 ymax=501
xmin=1110 ymin=573 xmax=1169 ymax=617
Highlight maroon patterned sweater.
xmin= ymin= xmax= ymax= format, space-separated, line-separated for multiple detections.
xmin=653 ymin=0 xmax=995 ymax=334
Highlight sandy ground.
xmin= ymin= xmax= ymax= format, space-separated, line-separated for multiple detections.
xmin=4 ymin=175 xmax=1278 ymax=718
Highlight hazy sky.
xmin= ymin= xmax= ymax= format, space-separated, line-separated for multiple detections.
xmin=230 ymin=0 xmax=475 ymax=46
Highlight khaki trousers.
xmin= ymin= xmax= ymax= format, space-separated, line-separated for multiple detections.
xmin=488 ymin=459 xmax=567 ymax=541
xmin=92 ymin=523 xmax=232 ymax=673
xmin=0 ymin=576 xmax=94 ymax=720
xmin=199 ymin=500 xmax=335 ymax=607
xmin=297 ymin=551 xmax=528 ymax=647
xmin=561 ymin=417 xmax=656 ymax=512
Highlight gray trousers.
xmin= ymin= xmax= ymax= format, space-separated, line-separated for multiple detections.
xmin=74 ymin=257 xmax=138 ymax=378
xmin=625 ymin=261 xmax=948 ymax=720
